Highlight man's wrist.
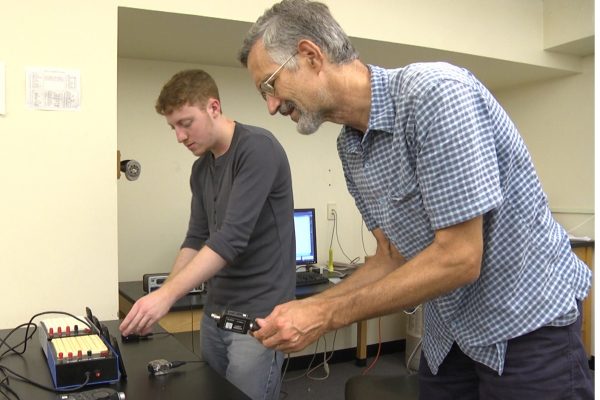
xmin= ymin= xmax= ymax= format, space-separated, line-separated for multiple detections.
xmin=157 ymin=281 xmax=182 ymax=305
xmin=318 ymin=294 xmax=348 ymax=331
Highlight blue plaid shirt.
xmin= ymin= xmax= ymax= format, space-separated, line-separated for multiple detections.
xmin=337 ymin=63 xmax=592 ymax=375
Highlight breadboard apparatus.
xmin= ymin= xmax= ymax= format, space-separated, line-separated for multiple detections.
xmin=38 ymin=308 xmax=122 ymax=390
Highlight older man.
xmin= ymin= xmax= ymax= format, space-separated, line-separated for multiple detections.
xmin=238 ymin=1 xmax=593 ymax=399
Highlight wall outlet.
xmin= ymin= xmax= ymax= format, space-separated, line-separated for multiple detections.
xmin=327 ymin=203 xmax=337 ymax=220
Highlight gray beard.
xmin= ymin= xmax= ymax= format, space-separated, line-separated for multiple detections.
xmin=280 ymin=100 xmax=324 ymax=135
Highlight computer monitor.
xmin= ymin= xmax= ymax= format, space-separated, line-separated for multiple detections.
xmin=294 ymin=208 xmax=317 ymax=266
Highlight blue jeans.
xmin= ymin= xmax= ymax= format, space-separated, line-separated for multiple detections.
xmin=200 ymin=313 xmax=283 ymax=400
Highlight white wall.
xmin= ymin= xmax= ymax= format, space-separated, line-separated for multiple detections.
xmin=0 ymin=2 xmax=119 ymax=328
xmin=495 ymin=55 xmax=595 ymax=238
xmin=117 ymin=58 xmax=374 ymax=282
xmin=544 ymin=0 xmax=594 ymax=50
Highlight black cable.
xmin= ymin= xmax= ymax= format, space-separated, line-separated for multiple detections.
xmin=169 ymin=360 xmax=204 ymax=368
xmin=0 ymin=368 xmax=9 ymax=386
xmin=0 ymin=323 xmax=37 ymax=360
xmin=0 ymin=367 xmax=17 ymax=400
xmin=142 ymin=332 xmax=170 ymax=339
xmin=0 ymin=381 xmax=19 ymax=400
xmin=0 ymin=311 xmax=96 ymax=398
xmin=0 ymin=312 xmax=91 ymax=361
xmin=0 ymin=365 xmax=90 ymax=393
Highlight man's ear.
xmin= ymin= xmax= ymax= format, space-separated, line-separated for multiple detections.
xmin=206 ymin=98 xmax=222 ymax=117
xmin=297 ymin=39 xmax=324 ymax=71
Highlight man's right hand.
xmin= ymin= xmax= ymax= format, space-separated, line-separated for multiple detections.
xmin=119 ymin=288 xmax=176 ymax=336
xmin=252 ymin=297 xmax=331 ymax=353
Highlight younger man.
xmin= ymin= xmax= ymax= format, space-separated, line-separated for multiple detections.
xmin=119 ymin=69 xmax=295 ymax=400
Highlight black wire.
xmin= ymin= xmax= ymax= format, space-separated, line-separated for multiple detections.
xmin=0 ymin=368 xmax=15 ymax=400
xmin=0 ymin=368 xmax=8 ymax=386
xmin=0 ymin=382 xmax=19 ymax=400
xmin=147 ymin=332 xmax=170 ymax=338
xmin=0 ymin=365 xmax=90 ymax=393
xmin=0 ymin=311 xmax=95 ymax=398
xmin=0 ymin=312 xmax=91 ymax=361
xmin=0 ymin=323 xmax=37 ymax=360
xmin=172 ymin=360 xmax=205 ymax=364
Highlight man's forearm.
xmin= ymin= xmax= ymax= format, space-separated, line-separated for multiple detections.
xmin=317 ymin=228 xmax=406 ymax=300
xmin=169 ymin=247 xmax=199 ymax=279
xmin=326 ymin=217 xmax=484 ymax=330
xmin=316 ymin=257 xmax=397 ymax=299
xmin=162 ymin=246 xmax=225 ymax=302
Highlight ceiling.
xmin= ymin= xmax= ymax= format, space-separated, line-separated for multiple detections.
xmin=118 ymin=7 xmax=593 ymax=91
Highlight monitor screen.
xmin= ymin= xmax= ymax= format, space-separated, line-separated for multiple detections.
xmin=294 ymin=208 xmax=317 ymax=266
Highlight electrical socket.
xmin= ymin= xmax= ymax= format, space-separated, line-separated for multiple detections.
xmin=327 ymin=202 xmax=337 ymax=220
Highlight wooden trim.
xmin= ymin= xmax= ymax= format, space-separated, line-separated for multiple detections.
xmin=356 ymin=320 xmax=368 ymax=362
xmin=573 ymin=245 xmax=594 ymax=357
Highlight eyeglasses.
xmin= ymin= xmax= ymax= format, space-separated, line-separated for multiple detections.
xmin=259 ymin=53 xmax=297 ymax=100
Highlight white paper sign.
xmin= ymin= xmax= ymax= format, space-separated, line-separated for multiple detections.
xmin=26 ymin=67 xmax=80 ymax=111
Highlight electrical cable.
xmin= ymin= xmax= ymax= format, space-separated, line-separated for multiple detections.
xmin=0 ymin=311 xmax=110 ymax=398
xmin=0 ymin=365 xmax=91 ymax=393
xmin=360 ymin=219 xmax=368 ymax=256
xmin=329 ymin=210 xmax=335 ymax=249
xmin=361 ymin=318 xmax=382 ymax=375
xmin=306 ymin=330 xmax=338 ymax=381
xmin=566 ymin=215 xmax=594 ymax=236
xmin=0 ymin=312 xmax=91 ymax=360
xmin=330 ymin=209 xmax=358 ymax=263
xmin=0 ymin=389 xmax=13 ymax=400
xmin=190 ymin=303 xmax=197 ymax=356
xmin=279 ymin=353 xmax=291 ymax=386
xmin=328 ymin=208 xmax=336 ymax=271
xmin=0 ymin=367 xmax=18 ymax=400
xmin=403 ymin=304 xmax=423 ymax=374
xmin=0 ymin=323 xmax=37 ymax=360
xmin=282 ymin=352 xmax=319 ymax=382
xmin=282 ymin=330 xmax=338 ymax=383
xmin=0 ymin=379 xmax=18 ymax=400
xmin=405 ymin=338 xmax=422 ymax=374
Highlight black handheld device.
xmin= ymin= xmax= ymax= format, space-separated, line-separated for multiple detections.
xmin=210 ymin=310 xmax=259 ymax=334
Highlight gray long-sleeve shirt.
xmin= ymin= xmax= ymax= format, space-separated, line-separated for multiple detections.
xmin=181 ymin=122 xmax=295 ymax=317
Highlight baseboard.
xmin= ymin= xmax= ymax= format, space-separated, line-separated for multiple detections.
xmin=284 ymin=339 xmax=406 ymax=371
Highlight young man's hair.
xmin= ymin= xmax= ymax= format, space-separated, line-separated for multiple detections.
xmin=238 ymin=0 xmax=358 ymax=68
xmin=155 ymin=69 xmax=221 ymax=115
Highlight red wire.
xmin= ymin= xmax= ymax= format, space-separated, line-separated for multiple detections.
xmin=361 ymin=318 xmax=382 ymax=375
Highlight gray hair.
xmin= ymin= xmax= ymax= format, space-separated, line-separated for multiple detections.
xmin=238 ymin=0 xmax=358 ymax=67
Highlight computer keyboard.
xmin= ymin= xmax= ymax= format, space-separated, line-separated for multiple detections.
xmin=295 ymin=270 xmax=330 ymax=287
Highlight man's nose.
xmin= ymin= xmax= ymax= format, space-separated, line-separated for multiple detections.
xmin=266 ymin=95 xmax=281 ymax=116
xmin=174 ymin=127 xmax=187 ymax=143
